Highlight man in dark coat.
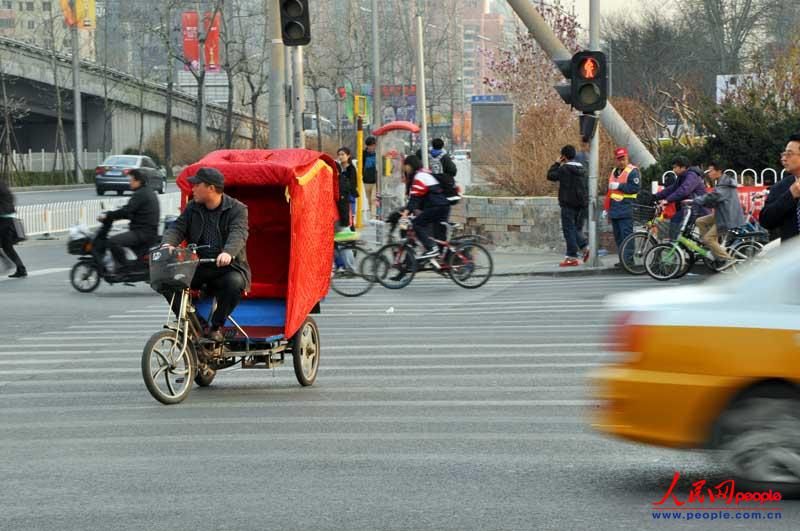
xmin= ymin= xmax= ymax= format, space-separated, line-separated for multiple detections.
xmin=0 ymin=178 xmax=26 ymax=278
xmin=547 ymin=144 xmax=589 ymax=266
xmin=161 ymin=167 xmax=250 ymax=342
xmin=760 ymin=134 xmax=800 ymax=242
xmin=101 ymin=168 xmax=160 ymax=272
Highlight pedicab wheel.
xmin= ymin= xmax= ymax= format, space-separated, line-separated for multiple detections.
xmin=644 ymin=244 xmax=684 ymax=281
xmin=330 ymin=244 xmax=377 ymax=297
xmin=70 ymin=262 xmax=101 ymax=293
xmin=292 ymin=318 xmax=320 ymax=386
xmin=194 ymin=366 xmax=216 ymax=387
xmin=142 ymin=330 xmax=196 ymax=404
xmin=618 ymin=232 xmax=656 ymax=275
xmin=373 ymin=242 xmax=417 ymax=289
xmin=447 ymin=242 xmax=493 ymax=289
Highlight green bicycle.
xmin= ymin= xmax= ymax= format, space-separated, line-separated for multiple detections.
xmin=644 ymin=201 xmax=764 ymax=281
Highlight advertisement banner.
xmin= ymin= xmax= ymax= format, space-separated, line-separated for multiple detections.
xmin=58 ymin=0 xmax=94 ymax=28
xmin=204 ymin=12 xmax=221 ymax=73
xmin=182 ymin=12 xmax=199 ymax=71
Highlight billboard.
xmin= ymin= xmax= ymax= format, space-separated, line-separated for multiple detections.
xmin=471 ymin=98 xmax=514 ymax=184
xmin=182 ymin=11 xmax=221 ymax=72
xmin=59 ymin=0 xmax=95 ymax=29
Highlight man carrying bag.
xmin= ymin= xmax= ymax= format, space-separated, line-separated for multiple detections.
xmin=0 ymin=179 xmax=27 ymax=278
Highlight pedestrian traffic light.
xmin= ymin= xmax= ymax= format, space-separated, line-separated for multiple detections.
xmin=279 ymin=0 xmax=311 ymax=46
xmin=554 ymin=51 xmax=608 ymax=113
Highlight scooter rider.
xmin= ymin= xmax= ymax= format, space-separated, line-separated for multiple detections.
xmin=99 ymin=168 xmax=160 ymax=273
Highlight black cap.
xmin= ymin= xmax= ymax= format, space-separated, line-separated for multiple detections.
xmin=187 ymin=167 xmax=224 ymax=188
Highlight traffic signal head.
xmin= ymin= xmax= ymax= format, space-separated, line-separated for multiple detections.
xmin=280 ymin=0 xmax=311 ymax=46
xmin=553 ymin=51 xmax=608 ymax=113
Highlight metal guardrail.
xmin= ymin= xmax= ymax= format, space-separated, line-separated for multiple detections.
xmin=16 ymin=193 xmax=182 ymax=237
xmin=658 ymin=168 xmax=787 ymax=188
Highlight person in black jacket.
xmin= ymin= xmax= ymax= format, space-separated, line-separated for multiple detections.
xmin=760 ymin=134 xmax=800 ymax=242
xmin=336 ymin=147 xmax=357 ymax=229
xmin=547 ymin=145 xmax=589 ymax=266
xmin=161 ymin=168 xmax=250 ymax=343
xmin=402 ymin=154 xmax=451 ymax=260
xmin=0 ymin=178 xmax=26 ymax=278
xmin=99 ymin=168 xmax=160 ymax=273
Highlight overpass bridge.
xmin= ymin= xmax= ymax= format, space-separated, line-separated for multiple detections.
xmin=0 ymin=36 xmax=265 ymax=155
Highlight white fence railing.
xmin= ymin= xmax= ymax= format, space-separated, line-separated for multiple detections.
xmin=9 ymin=150 xmax=111 ymax=173
xmin=17 ymin=192 xmax=181 ymax=236
xmin=653 ymin=168 xmax=787 ymax=193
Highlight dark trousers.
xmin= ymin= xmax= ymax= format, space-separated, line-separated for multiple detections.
xmin=413 ymin=206 xmax=450 ymax=251
xmin=164 ymin=265 xmax=245 ymax=329
xmin=108 ymin=231 xmax=147 ymax=269
xmin=561 ymin=206 xmax=587 ymax=258
xmin=612 ymin=217 xmax=634 ymax=262
xmin=0 ymin=218 xmax=25 ymax=272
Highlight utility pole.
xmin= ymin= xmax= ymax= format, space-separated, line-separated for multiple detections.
xmin=69 ymin=0 xmax=84 ymax=183
xmin=285 ymin=46 xmax=293 ymax=147
xmin=292 ymin=47 xmax=305 ymax=148
xmin=268 ymin=0 xmax=287 ymax=148
xmin=588 ymin=0 xmax=600 ymax=267
xmin=196 ymin=1 xmax=207 ymax=143
xmin=415 ymin=0 xmax=429 ymax=168
xmin=371 ymin=0 xmax=381 ymax=130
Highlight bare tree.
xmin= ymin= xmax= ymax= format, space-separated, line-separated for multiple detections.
xmin=42 ymin=3 xmax=71 ymax=182
xmin=0 ymin=54 xmax=28 ymax=185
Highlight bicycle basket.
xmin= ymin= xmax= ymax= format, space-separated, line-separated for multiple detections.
xmin=149 ymin=248 xmax=201 ymax=292
xmin=631 ymin=204 xmax=656 ymax=225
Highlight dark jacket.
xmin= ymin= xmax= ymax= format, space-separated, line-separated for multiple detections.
xmin=693 ymin=175 xmax=746 ymax=231
xmin=655 ymin=166 xmax=710 ymax=218
xmin=362 ymin=149 xmax=377 ymax=184
xmin=407 ymin=170 xmax=450 ymax=211
xmin=760 ymin=175 xmax=799 ymax=241
xmin=547 ymin=161 xmax=588 ymax=209
xmin=429 ymin=150 xmax=458 ymax=179
xmin=337 ymin=162 xmax=357 ymax=199
xmin=162 ymin=194 xmax=251 ymax=290
xmin=106 ymin=184 xmax=160 ymax=241
xmin=0 ymin=180 xmax=15 ymax=216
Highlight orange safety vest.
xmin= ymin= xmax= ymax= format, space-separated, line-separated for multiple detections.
xmin=604 ymin=164 xmax=639 ymax=211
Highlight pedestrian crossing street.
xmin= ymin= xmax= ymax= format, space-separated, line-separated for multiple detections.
xmin=1 ymin=274 xmax=728 ymax=530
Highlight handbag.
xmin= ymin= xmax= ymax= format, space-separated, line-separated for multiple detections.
xmin=11 ymin=216 xmax=26 ymax=243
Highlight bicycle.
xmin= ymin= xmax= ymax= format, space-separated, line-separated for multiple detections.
xmin=372 ymin=217 xmax=494 ymax=290
xmin=644 ymin=201 xmax=764 ymax=281
xmin=330 ymin=233 xmax=378 ymax=297
xmin=618 ymin=203 xmax=667 ymax=275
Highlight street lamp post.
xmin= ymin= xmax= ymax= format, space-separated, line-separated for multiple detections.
xmin=415 ymin=1 xmax=429 ymax=168
xmin=68 ymin=0 xmax=84 ymax=182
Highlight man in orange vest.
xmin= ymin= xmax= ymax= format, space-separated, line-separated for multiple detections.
xmin=603 ymin=147 xmax=641 ymax=265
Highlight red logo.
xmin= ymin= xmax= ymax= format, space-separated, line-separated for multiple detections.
xmin=653 ymin=471 xmax=782 ymax=509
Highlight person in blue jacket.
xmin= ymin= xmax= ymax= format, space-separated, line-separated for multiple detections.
xmin=655 ymin=156 xmax=710 ymax=239
xmin=603 ymin=147 xmax=641 ymax=265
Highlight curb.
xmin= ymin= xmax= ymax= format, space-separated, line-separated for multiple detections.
xmin=13 ymin=185 xmax=94 ymax=193
xmin=494 ymin=267 xmax=624 ymax=278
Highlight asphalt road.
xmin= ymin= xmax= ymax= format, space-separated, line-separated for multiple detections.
xmin=0 ymin=239 xmax=797 ymax=530
xmin=14 ymin=182 xmax=179 ymax=206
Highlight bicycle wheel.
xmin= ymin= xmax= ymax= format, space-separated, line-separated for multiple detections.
xmin=644 ymin=243 xmax=685 ymax=281
xmin=674 ymin=249 xmax=697 ymax=279
xmin=330 ymin=244 xmax=376 ymax=297
xmin=373 ymin=242 xmax=417 ymax=289
xmin=448 ymin=242 xmax=493 ymax=289
xmin=618 ymin=231 xmax=657 ymax=275
xmin=141 ymin=330 xmax=196 ymax=405
xmin=728 ymin=241 xmax=764 ymax=272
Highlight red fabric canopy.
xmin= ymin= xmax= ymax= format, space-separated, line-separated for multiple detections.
xmin=176 ymin=149 xmax=339 ymax=337
xmin=372 ymin=121 xmax=421 ymax=136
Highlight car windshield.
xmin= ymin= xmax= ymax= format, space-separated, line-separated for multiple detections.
xmin=102 ymin=156 xmax=139 ymax=167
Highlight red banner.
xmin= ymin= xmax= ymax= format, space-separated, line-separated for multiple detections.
xmin=182 ymin=12 xmax=199 ymax=71
xmin=204 ymin=12 xmax=221 ymax=73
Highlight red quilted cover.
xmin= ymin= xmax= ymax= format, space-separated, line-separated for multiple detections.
xmin=176 ymin=149 xmax=339 ymax=337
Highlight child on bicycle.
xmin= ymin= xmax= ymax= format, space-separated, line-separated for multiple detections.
xmin=400 ymin=155 xmax=450 ymax=261
xmin=691 ymin=160 xmax=746 ymax=264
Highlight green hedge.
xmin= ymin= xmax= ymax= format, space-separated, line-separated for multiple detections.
xmin=7 ymin=170 xmax=97 ymax=187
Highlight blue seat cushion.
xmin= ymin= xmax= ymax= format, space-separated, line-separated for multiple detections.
xmin=194 ymin=297 xmax=287 ymax=330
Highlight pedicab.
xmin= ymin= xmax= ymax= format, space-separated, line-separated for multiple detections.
xmin=141 ymin=149 xmax=339 ymax=404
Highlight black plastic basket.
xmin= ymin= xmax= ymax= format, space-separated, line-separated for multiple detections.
xmin=631 ymin=204 xmax=656 ymax=225
xmin=67 ymin=237 xmax=91 ymax=255
xmin=149 ymin=248 xmax=201 ymax=292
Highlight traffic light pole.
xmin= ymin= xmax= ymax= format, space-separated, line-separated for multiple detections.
xmin=69 ymin=0 xmax=84 ymax=183
xmin=588 ymin=0 xmax=600 ymax=267
xmin=269 ymin=0 xmax=287 ymax=148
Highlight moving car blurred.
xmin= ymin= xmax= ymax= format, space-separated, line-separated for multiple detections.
xmin=591 ymin=240 xmax=800 ymax=495
xmin=453 ymin=149 xmax=471 ymax=161
xmin=95 ymin=155 xmax=167 ymax=196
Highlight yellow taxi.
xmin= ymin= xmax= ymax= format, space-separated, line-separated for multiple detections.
xmin=591 ymin=239 xmax=800 ymax=493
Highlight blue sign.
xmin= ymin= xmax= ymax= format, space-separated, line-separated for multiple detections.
xmin=470 ymin=94 xmax=509 ymax=103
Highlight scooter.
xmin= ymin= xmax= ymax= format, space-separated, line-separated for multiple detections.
xmin=67 ymin=214 xmax=176 ymax=293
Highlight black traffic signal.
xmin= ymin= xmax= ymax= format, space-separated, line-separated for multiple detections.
xmin=579 ymin=113 xmax=599 ymax=141
xmin=554 ymin=51 xmax=608 ymax=113
xmin=280 ymin=0 xmax=311 ymax=46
